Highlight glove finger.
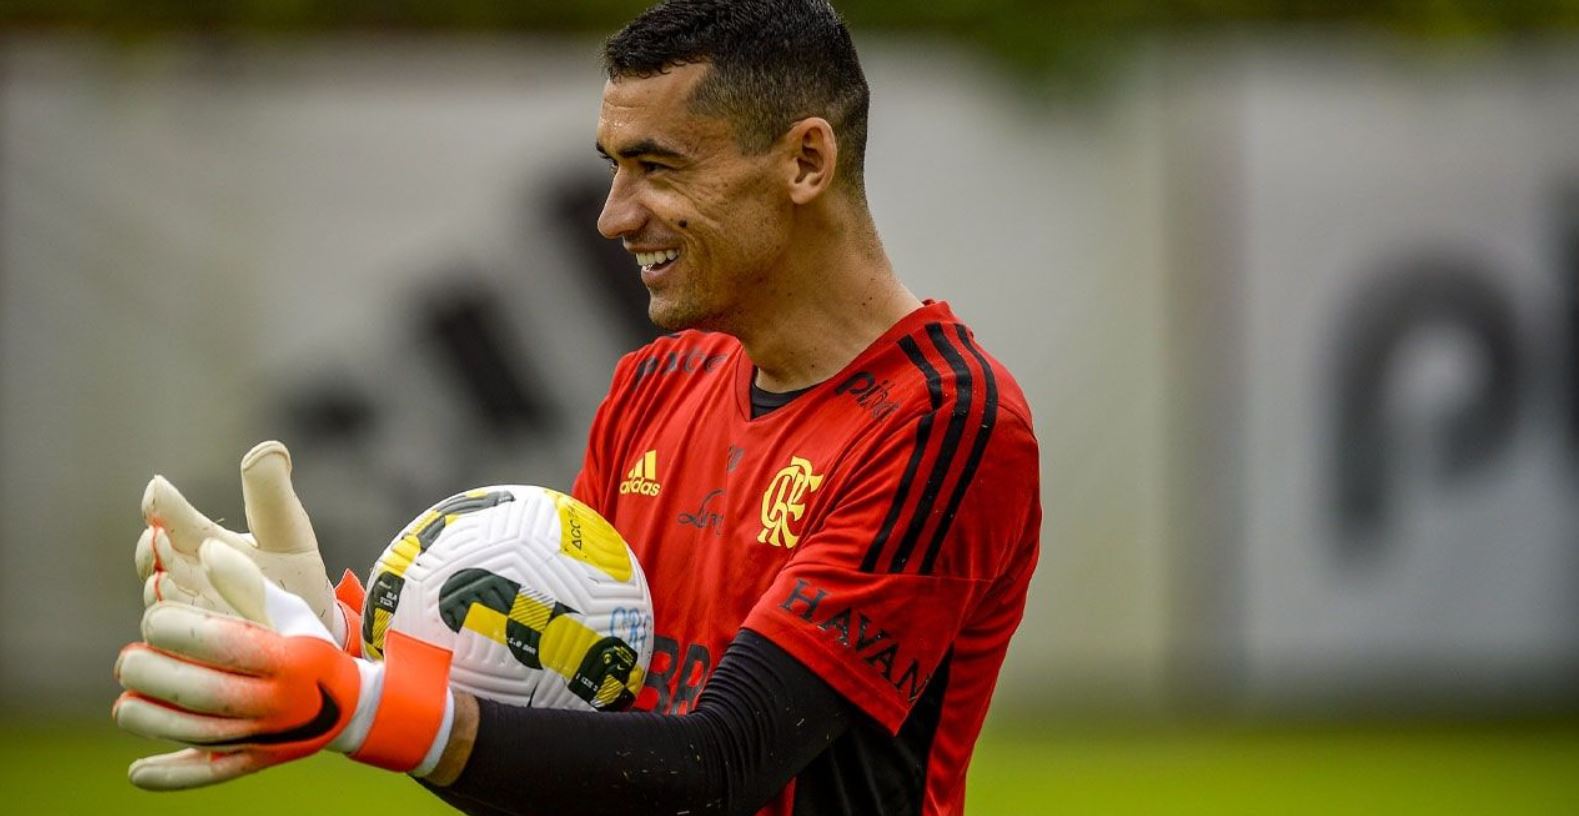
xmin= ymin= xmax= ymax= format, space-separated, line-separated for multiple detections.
xmin=201 ymin=540 xmax=272 ymax=626
xmin=139 ymin=603 xmax=281 ymax=675
xmin=239 ymin=441 xmax=318 ymax=556
xmin=202 ymin=540 xmax=336 ymax=642
xmin=135 ymin=527 xmax=156 ymax=582
xmin=113 ymin=692 xmax=262 ymax=744
xmin=128 ymin=747 xmax=267 ymax=791
xmin=143 ymin=573 xmax=212 ymax=609
xmin=139 ymin=530 xmax=221 ymax=610
xmin=115 ymin=645 xmax=274 ymax=716
xmin=142 ymin=476 xmax=249 ymax=556
xmin=151 ymin=529 xmax=224 ymax=603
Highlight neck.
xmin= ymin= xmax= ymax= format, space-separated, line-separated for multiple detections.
xmin=733 ymin=211 xmax=921 ymax=393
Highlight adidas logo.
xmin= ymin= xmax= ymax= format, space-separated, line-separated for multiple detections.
xmin=619 ymin=450 xmax=662 ymax=497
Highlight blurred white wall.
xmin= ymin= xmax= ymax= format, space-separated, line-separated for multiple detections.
xmin=2 ymin=33 xmax=1575 ymax=719
xmin=0 ymin=37 xmax=1176 ymax=714
xmin=1171 ymin=40 xmax=1579 ymax=713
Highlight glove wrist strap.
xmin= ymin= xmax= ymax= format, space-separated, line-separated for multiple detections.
xmin=335 ymin=600 xmax=363 ymax=657
xmin=411 ymin=693 xmax=457 ymax=778
xmin=346 ymin=630 xmax=454 ymax=772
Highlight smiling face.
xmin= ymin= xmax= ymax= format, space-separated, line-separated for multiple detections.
xmin=596 ymin=63 xmax=793 ymax=332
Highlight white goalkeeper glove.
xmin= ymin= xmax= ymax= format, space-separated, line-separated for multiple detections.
xmin=114 ymin=541 xmax=456 ymax=790
xmin=134 ymin=441 xmax=362 ymax=651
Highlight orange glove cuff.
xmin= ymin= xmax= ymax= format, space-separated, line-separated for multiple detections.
xmin=333 ymin=570 xmax=367 ymax=657
xmin=334 ymin=569 xmax=366 ymax=611
xmin=349 ymin=630 xmax=453 ymax=772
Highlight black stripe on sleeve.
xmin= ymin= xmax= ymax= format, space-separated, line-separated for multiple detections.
xmin=860 ymin=336 xmax=944 ymax=572
xmin=918 ymin=324 xmax=1001 ymax=576
xmin=887 ymin=324 xmax=974 ymax=574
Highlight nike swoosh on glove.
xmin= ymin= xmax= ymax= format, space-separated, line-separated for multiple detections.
xmin=114 ymin=540 xmax=454 ymax=790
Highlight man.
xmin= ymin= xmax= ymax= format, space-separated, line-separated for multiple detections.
xmin=113 ymin=1 xmax=1040 ymax=813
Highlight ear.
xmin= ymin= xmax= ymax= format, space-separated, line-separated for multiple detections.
xmin=784 ymin=117 xmax=838 ymax=205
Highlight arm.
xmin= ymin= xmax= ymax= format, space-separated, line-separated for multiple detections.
xmin=425 ymin=629 xmax=853 ymax=816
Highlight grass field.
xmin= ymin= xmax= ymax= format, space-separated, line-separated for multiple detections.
xmin=2 ymin=718 xmax=1575 ymax=814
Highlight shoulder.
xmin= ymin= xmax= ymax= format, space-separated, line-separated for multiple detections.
xmin=821 ymin=310 xmax=1039 ymax=508
xmin=856 ymin=313 xmax=1036 ymax=449
xmin=807 ymin=313 xmax=1038 ymax=579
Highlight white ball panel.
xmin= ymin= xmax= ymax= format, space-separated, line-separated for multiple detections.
xmin=366 ymin=485 xmax=654 ymax=710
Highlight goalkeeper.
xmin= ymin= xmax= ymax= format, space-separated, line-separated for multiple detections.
xmin=114 ymin=1 xmax=1042 ymax=814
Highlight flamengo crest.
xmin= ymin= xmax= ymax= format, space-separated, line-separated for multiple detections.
xmin=757 ymin=456 xmax=824 ymax=548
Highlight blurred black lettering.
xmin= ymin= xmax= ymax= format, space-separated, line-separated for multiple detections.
xmin=1558 ymin=183 xmax=1579 ymax=465
xmin=1332 ymin=258 xmax=1520 ymax=551
xmin=421 ymin=278 xmax=556 ymax=433
xmin=548 ymin=174 xmax=661 ymax=348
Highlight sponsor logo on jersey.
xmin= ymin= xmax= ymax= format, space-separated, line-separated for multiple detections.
xmin=677 ymin=488 xmax=725 ymax=537
xmin=632 ymin=348 xmax=729 ymax=384
xmin=644 ymin=635 xmax=713 ymax=715
xmin=619 ymin=450 xmax=662 ymax=497
xmin=757 ymin=455 xmax=824 ymax=548
xmin=779 ymin=578 xmax=930 ymax=703
xmin=834 ymin=371 xmax=900 ymax=420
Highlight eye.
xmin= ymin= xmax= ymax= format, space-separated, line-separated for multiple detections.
xmin=640 ymin=160 xmax=667 ymax=174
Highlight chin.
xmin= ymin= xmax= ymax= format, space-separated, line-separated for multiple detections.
xmin=648 ymin=297 xmax=723 ymax=333
xmin=649 ymin=312 xmax=689 ymax=332
xmin=647 ymin=299 xmax=698 ymax=332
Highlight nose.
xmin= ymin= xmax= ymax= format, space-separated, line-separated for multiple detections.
xmin=597 ymin=171 xmax=647 ymax=240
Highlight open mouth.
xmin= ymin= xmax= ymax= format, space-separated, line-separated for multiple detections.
xmin=635 ymin=248 xmax=680 ymax=274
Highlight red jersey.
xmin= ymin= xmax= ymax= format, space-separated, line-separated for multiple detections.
xmin=571 ymin=300 xmax=1040 ymax=816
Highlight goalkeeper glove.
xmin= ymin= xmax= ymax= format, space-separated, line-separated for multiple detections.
xmin=114 ymin=540 xmax=455 ymax=790
xmin=134 ymin=440 xmax=363 ymax=652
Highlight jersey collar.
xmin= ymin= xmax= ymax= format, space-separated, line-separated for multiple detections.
xmin=732 ymin=300 xmax=958 ymax=423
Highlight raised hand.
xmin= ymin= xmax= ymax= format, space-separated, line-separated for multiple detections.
xmin=114 ymin=541 xmax=454 ymax=790
xmin=134 ymin=441 xmax=353 ymax=648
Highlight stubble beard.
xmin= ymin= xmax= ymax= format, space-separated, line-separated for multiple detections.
xmin=647 ymin=279 xmax=719 ymax=332
xmin=646 ymin=253 xmax=764 ymax=335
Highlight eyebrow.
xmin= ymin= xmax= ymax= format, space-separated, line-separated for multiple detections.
xmin=595 ymin=138 xmax=688 ymax=161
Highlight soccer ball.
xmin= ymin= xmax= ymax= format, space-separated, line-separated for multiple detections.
xmin=361 ymin=485 xmax=653 ymax=711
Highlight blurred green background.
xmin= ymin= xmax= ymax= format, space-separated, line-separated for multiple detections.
xmin=6 ymin=718 xmax=1576 ymax=814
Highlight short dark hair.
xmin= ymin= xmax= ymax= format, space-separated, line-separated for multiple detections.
xmin=603 ymin=0 xmax=871 ymax=194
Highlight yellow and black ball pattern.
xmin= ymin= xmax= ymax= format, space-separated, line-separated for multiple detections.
xmin=363 ymin=486 xmax=653 ymax=711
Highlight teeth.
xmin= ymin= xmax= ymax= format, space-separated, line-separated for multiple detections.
xmin=635 ymin=249 xmax=680 ymax=267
